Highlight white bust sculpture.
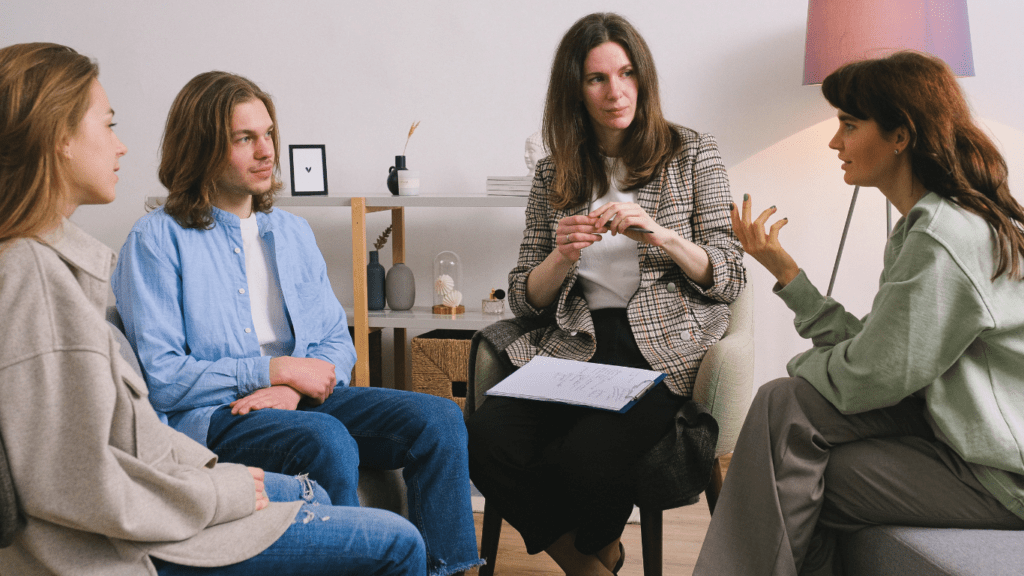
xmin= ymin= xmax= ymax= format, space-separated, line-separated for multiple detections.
xmin=524 ymin=131 xmax=549 ymax=173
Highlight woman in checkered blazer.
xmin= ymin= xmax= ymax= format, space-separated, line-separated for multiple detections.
xmin=467 ymin=12 xmax=745 ymax=576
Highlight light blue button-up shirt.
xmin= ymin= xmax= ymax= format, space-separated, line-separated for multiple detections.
xmin=112 ymin=206 xmax=356 ymax=445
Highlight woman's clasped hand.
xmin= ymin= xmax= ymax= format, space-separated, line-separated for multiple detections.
xmin=555 ymin=201 xmax=665 ymax=263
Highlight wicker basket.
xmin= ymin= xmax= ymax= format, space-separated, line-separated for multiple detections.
xmin=410 ymin=329 xmax=476 ymax=409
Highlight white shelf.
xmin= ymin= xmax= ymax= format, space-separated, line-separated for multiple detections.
xmin=146 ymin=193 xmax=528 ymax=210
xmin=345 ymin=306 xmax=514 ymax=331
xmin=353 ymin=195 xmax=528 ymax=208
xmin=148 ymin=195 xmax=356 ymax=207
xmin=147 ymin=195 xmax=528 ymax=209
xmin=275 ymin=196 xmax=352 ymax=207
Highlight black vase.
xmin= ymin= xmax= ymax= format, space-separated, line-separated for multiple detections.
xmin=386 ymin=155 xmax=407 ymax=196
xmin=367 ymin=251 xmax=386 ymax=310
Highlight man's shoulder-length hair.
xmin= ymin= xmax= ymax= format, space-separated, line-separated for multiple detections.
xmin=159 ymin=71 xmax=283 ymax=230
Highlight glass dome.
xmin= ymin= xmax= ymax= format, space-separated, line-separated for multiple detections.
xmin=432 ymin=250 xmax=464 ymax=311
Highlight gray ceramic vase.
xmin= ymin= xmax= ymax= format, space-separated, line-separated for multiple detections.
xmin=385 ymin=263 xmax=415 ymax=310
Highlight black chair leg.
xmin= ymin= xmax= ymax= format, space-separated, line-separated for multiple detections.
xmin=705 ymin=484 xmax=719 ymax=516
xmin=478 ymin=500 xmax=502 ymax=576
xmin=640 ymin=507 xmax=663 ymax=576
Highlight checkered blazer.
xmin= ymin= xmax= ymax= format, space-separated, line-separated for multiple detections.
xmin=506 ymin=126 xmax=747 ymax=397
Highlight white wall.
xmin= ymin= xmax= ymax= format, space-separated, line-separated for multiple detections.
xmin=4 ymin=0 xmax=1022 ymax=389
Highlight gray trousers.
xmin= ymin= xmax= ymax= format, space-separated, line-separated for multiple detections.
xmin=694 ymin=377 xmax=1024 ymax=576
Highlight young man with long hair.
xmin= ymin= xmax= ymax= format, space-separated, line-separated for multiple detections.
xmin=112 ymin=71 xmax=481 ymax=576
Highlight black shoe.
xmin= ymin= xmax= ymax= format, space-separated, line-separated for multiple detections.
xmin=612 ymin=542 xmax=625 ymax=574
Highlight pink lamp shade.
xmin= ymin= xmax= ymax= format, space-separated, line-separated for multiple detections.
xmin=803 ymin=0 xmax=974 ymax=85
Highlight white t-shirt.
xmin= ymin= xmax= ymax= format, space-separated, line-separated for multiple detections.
xmin=239 ymin=214 xmax=294 ymax=358
xmin=577 ymin=158 xmax=642 ymax=310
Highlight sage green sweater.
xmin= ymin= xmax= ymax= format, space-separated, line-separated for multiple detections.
xmin=776 ymin=192 xmax=1024 ymax=520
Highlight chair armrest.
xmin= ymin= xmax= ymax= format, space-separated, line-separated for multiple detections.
xmin=692 ymin=284 xmax=754 ymax=457
xmin=466 ymin=332 xmax=514 ymax=418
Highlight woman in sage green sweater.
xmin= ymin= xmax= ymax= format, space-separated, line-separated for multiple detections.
xmin=694 ymin=52 xmax=1024 ymax=575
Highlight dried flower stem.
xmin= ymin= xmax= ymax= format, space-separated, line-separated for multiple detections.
xmin=402 ymin=121 xmax=421 ymax=155
xmin=373 ymin=224 xmax=393 ymax=251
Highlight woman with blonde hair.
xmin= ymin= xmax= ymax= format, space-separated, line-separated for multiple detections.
xmin=695 ymin=51 xmax=1024 ymax=575
xmin=0 ymin=42 xmax=424 ymax=576
xmin=467 ymin=13 xmax=745 ymax=575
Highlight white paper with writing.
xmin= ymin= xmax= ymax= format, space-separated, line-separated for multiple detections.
xmin=485 ymin=356 xmax=665 ymax=411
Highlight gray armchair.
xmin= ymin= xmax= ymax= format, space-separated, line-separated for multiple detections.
xmin=467 ymin=283 xmax=755 ymax=576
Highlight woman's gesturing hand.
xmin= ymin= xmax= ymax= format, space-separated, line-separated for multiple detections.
xmin=731 ymin=194 xmax=800 ymax=287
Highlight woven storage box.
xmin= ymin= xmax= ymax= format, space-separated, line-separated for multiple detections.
xmin=410 ymin=329 xmax=475 ymax=409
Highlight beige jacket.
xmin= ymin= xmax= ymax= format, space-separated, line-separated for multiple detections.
xmin=0 ymin=220 xmax=300 ymax=575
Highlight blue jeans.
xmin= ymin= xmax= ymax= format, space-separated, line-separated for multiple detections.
xmin=154 ymin=473 xmax=425 ymax=576
xmin=206 ymin=386 xmax=481 ymax=576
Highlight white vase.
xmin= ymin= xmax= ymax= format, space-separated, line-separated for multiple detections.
xmin=398 ymin=169 xmax=420 ymax=196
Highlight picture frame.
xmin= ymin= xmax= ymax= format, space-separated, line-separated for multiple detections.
xmin=289 ymin=144 xmax=328 ymax=196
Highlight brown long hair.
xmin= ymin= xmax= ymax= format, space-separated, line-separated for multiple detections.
xmin=159 ymin=71 xmax=282 ymax=229
xmin=543 ymin=12 xmax=682 ymax=210
xmin=0 ymin=43 xmax=97 ymax=244
xmin=822 ymin=51 xmax=1024 ymax=280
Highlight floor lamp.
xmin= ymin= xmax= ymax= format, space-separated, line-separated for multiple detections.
xmin=802 ymin=0 xmax=975 ymax=296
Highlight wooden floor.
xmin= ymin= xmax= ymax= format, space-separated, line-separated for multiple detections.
xmin=466 ymin=502 xmax=712 ymax=576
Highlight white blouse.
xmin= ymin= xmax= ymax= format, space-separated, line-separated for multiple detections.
xmin=577 ymin=158 xmax=642 ymax=310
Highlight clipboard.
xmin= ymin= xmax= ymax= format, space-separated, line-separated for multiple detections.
xmin=484 ymin=356 xmax=665 ymax=413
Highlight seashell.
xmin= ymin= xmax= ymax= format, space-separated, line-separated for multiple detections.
xmin=442 ymin=289 xmax=463 ymax=307
xmin=435 ymin=274 xmax=455 ymax=295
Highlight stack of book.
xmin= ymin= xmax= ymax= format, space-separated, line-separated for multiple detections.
xmin=486 ymin=175 xmax=533 ymax=196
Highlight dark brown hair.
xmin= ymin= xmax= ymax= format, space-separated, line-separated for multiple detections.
xmin=543 ymin=12 xmax=682 ymax=210
xmin=159 ymin=71 xmax=282 ymax=229
xmin=822 ymin=51 xmax=1024 ymax=280
xmin=0 ymin=43 xmax=98 ymax=243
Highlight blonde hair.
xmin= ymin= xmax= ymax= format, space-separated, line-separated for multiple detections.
xmin=0 ymin=42 xmax=98 ymax=244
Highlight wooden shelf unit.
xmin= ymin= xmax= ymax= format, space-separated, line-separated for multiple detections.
xmin=348 ymin=195 xmax=527 ymax=389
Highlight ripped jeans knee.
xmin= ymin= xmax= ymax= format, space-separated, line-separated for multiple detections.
xmin=262 ymin=471 xmax=333 ymax=506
